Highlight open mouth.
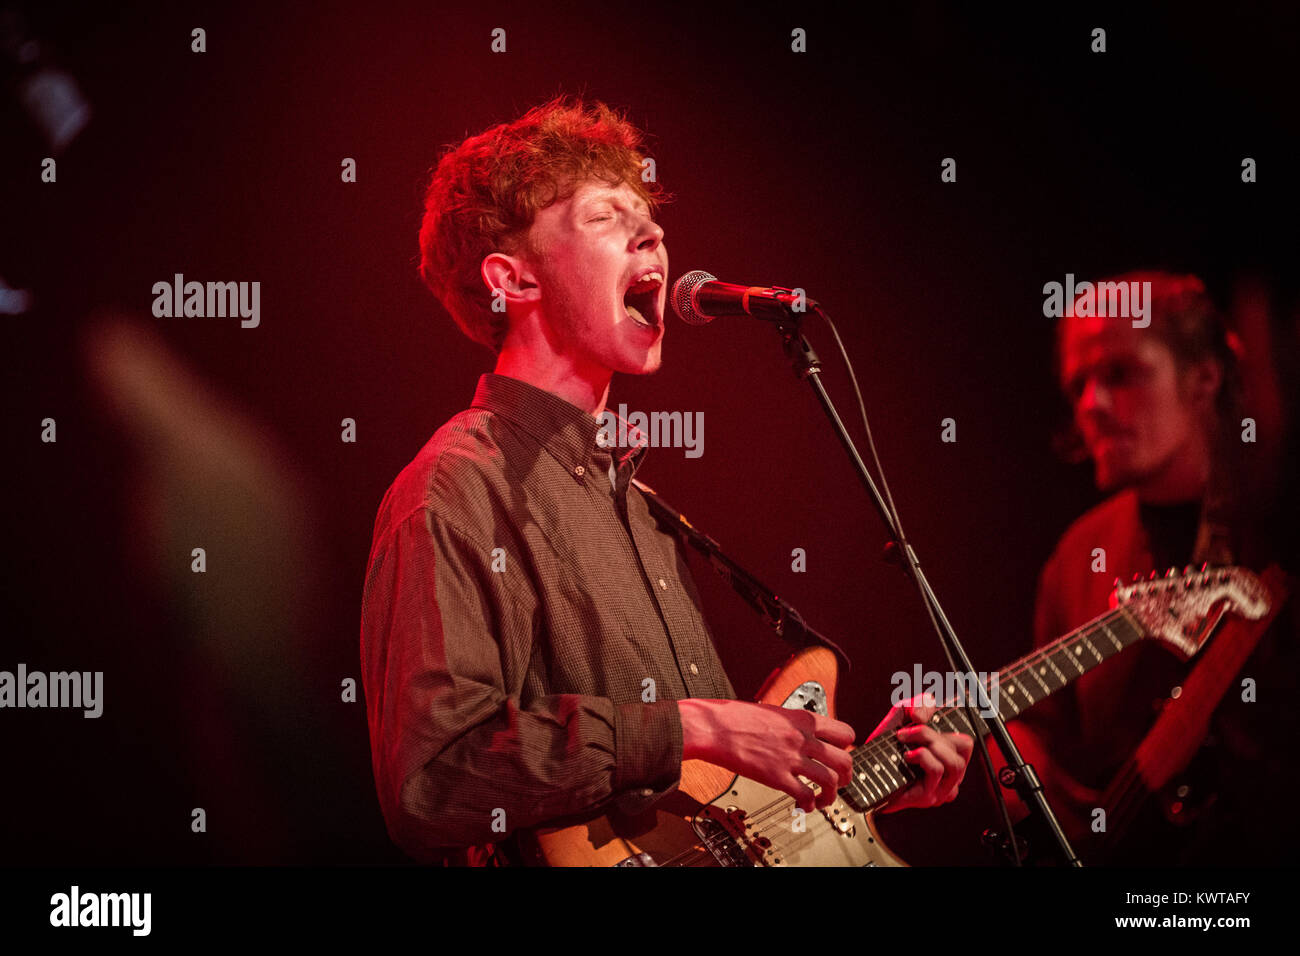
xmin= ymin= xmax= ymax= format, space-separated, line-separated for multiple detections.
xmin=623 ymin=271 xmax=664 ymax=328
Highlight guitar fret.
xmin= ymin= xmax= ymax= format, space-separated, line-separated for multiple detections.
xmin=845 ymin=774 xmax=873 ymax=808
xmin=873 ymin=745 xmax=903 ymax=791
xmin=851 ymin=751 xmax=886 ymax=804
xmin=1003 ymin=671 xmax=1034 ymax=712
xmin=857 ymin=758 xmax=886 ymax=803
xmin=949 ymin=708 xmax=977 ymax=736
xmin=1054 ymin=644 xmax=1085 ymax=676
xmin=1113 ymin=610 xmax=1144 ymax=646
xmin=837 ymin=604 xmax=1163 ymax=815
xmin=1025 ymin=661 xmax=1053 ymax=696
xmin=1034 ymin=653 xmax=1067 ymax=691
xmin=1001 ymin=684 xmax=1023 ymax=716
xmin=1099 ymin=623 xmax=1125 ymax=652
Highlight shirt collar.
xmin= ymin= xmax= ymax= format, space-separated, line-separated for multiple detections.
xmin=471 ymin=373 xmax=649 ymax=477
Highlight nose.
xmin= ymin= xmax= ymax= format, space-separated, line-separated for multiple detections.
xmin=632 ymin=214 xmax=664 ymax=252
xmin=1077 ymin=377 xmax=1109 ymax=414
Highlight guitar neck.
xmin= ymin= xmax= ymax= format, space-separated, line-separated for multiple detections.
xmin=840 ymin=606 xmax=1146 ymax=812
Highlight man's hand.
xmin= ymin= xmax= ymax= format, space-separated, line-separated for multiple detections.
xmin=678 ymin=699 xmax=855 ymax=813
xmin=867 ymin=694 xmax=973 ymax=812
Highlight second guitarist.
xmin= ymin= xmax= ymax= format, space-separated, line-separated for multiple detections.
xmin=998 ymin=271 xmax=1300 ymax=864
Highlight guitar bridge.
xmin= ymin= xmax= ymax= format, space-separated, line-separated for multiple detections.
xmin=694 ymin=808 xmax=757 ymax=866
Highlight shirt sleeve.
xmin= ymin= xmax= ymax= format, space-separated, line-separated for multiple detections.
xmin=360 ymin=506 xmax=684 ymax=861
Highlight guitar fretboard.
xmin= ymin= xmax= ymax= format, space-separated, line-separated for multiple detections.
xmin=840 ymin=606 xmax=1145 ymax=812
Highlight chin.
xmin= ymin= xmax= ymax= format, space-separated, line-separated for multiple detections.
xmin=621 ymin=352 xmax=663 ymax=376
xmin=1094 ymin=459 xmax=1139 ymax=493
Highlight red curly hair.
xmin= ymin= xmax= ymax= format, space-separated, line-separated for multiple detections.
xmin=418 ymin=96 xmax=670 ymax=353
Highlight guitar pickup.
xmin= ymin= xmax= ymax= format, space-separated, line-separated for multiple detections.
xmin=820 ymin=800 xmax=857 ymax=836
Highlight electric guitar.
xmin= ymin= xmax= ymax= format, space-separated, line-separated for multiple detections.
xmin=1092 ymin=563 xmax=1289 ymax=862
xmin=517 ymin=566 xmax=1271 ymax=866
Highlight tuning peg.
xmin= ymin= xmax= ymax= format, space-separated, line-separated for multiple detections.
xmin=1200 ymin=562 xmax=1210 ymax=572
xmin=1149 ymin=570 xmax=1159 ymax=580
xmin=1132 ymin=573 xmax=1142 ymax=583
xmin=1166 ymin=567 xmax=1177 ymax=577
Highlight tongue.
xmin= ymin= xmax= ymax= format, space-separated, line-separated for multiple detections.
xmin=625 ymin=304 xmax=652 ymax=326
xmin=627 ymin=277 xmax=660 ymax=294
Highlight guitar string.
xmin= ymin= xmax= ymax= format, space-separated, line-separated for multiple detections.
xmin=699 ymin=609 xmax=1141 ymax=853
xmin=741 ymin=614 xmax=1132 ymax=834
xmin=735 ymin=583 xmax=1217 ymax=859
xmin=654 ymin=606 xmax=1143 ymax=864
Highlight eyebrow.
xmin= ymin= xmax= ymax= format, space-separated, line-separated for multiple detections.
xmin=581 ymin=191 xmax=651 ymax=217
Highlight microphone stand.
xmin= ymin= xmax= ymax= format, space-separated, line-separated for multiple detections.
xmin=767 ymin=302 xmax=1080 ymax=867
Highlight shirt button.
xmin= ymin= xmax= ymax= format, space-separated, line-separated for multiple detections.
xmin=640 ymin=788 xmax=654 ymax=797
xmin=658 ymin=577 xmax=668 ymax=590
xmin=689 ymin=662 xmax=699 ymax=675
xmin=574 ymin=465 xmax=585 ymax=477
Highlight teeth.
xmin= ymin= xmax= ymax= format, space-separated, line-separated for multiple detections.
xmin=626 ymin=306 xmax=654 ymax=326
xmin=627 ymin=271 xmax=664 ymax=291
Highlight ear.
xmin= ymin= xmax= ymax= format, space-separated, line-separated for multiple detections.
xmin=481 ymin=251 xmax=541 ymax=308
xmin=1184 ymin=356 xmax=1223 ymax=409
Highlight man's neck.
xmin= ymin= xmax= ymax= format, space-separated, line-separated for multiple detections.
xmin=494 ymin=348 xmax=611 ymax=420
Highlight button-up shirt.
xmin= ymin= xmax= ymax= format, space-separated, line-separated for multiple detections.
xmin=360 ymin=372 xmax=736 ymax=864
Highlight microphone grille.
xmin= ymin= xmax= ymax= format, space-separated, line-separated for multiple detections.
xmin=670 ymin=270 xmax=716 ymax=325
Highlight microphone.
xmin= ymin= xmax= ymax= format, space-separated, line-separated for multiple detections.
xmin=670 ymin=270 xmax=815 ymax=325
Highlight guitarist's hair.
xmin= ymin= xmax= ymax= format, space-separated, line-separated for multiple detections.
xmin=416 ymin=95 xmax=671 ymax=354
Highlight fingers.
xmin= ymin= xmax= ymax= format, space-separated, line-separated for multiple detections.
xmin=782 ymin=774 xmax=819 ymax=814
xmin=787 ymin=708 xmax=856 ymax=804
xmin=811 ymin=714 xmax=856 ymax=749
xmin=904 ymin=693 xmax=938 ymax=725
xmin=896 ymin=725 xmax=971 ymax=807
xmin=749 ymin=704 xmax=858 ymax=812
xmin=801 ymin=734 xmax=854 ymax=780
xmin=867 ymin=693 xmax=938 ymax=741
xmin=792 ymin=760 xmax=838 ymax=811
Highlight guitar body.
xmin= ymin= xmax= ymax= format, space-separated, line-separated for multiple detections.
xmin=524 ymin=646 xmax=907 ymax=866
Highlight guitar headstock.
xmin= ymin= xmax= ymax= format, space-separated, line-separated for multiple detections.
xmin=1111 ymin=565 xmax=1272 ymax=660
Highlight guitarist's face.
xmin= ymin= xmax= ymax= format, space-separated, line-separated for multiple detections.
xmin=1060 ymin=314 xmax=1219 ymax=499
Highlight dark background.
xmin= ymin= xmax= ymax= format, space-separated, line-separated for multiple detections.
xmin=3 ymin=1 xmax=1297 ymax=864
